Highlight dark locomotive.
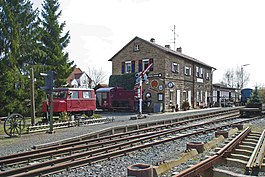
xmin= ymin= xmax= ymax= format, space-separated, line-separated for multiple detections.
xmin=96 ymin=87 xmax=137 ymax=112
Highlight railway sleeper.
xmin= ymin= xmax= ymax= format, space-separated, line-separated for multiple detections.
xmin=241 ymin=141 xmax=258 ymax=147
xmin=229 ymin=153 xmax=250 ymax=162
xmin=226 ymin=157 xmax=248 ymax=168
xmin=233 ymin=148 xmax=252 ymax=156
xmin=237 ymin=144 xmax=255 ymax=151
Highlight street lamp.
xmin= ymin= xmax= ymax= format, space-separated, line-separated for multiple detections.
xmin=241 ymin=64 xmax=250 ymax=89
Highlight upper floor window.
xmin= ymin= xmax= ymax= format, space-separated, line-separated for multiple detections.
xmin=200 ymin=68 xmax=204 ymax=78
xmin=172 ymin=63 xmax=179 ymax=73
xmin=206 ymin=72 xmax=210 ymax=80
xmin=125 ymin=61 xmax=131 ymax=73
xmin=134 ymin=44 xmax=140 ymax=52
xmin=184 ymin=66 xmax=192 ymax=76
xmin=142 ymin=59 xmax=149 ymax=71
xmin=138 ymin=58 xmax=153 ymax=72
xmin=122 ymin=61 xmax=135 ymax=74
xmin=196 ymin=66 xmax=199 ymax=77
xmin=196 ymin=66 xmax=204 ymax=78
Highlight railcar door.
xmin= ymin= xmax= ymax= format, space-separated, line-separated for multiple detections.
xmin=80 ymin=90 xmax=96 ymax=111
xmin=69 ymin=90 xmax=80 ymax=111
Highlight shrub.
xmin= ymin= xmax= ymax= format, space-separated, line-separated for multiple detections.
xmin=182 ymin=101 xmax=190 ymax=110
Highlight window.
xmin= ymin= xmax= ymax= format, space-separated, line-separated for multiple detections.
xmin=125 ymin=61 xmax=131 ymax=73
xmin=134 ymin=44 xmax=140 ymax=52
xmin=172 ymin=63 xmax=179 ymax=73
xmin=83 ymin=91 xmax=91 ymax=99
xmin=206 ymin=72 xmax=210 ymax=80
xmin=71 ymin=91 xmax=78 ymax=99
xmin=169 ymin=91 xmax=173 ymax=101
xmin=200 ymin=68 xmax=203 ymax=78
xmin=196 ymin=66 xmax=199 ymax=77
xmin=139 ymin=58 xmax=153 ymax=72
xmin=142 ymin=59 xmax=149 ymax=71
xmin=158 ymin=93 xmax=163 ymax=101
xmin=53 ymin=91 xmax=66 ymax=99
xmin=122 ymin=61 xmax=135 ymax=74
xmin=184 ymin=66 xmax=192 ymax=76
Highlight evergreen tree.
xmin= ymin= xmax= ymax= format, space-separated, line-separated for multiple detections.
xmin=40 ymin=0 xmax=75 ymax=87
xmin=248 ymin=87 xmax=262 ymax=105
xmin=0 ymin=0 xmax=41 ymax=116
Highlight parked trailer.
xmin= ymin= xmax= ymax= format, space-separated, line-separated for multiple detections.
xmin=240 ymin=104 xmax=265 ymax=117
xmin=96 ymin=87 xmax=137 ymax=111
xmin=41 ymin=88 xmax=96 ymax=117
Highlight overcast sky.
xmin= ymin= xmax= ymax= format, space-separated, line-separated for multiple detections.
xmin=32 ymin=0 xmax=265 ymax=88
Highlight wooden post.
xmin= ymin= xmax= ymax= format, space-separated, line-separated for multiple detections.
xmin=30 ymin=67 xmax=35 ymax=126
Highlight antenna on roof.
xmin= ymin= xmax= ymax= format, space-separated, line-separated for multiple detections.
xmin=171 ymin=25 xmax=179 ymax=50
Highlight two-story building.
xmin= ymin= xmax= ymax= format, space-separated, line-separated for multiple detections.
xmin=67 ymin=68 xmax=92 ymax=88
xmin=108 ymin=36 xmax=215 ymax=112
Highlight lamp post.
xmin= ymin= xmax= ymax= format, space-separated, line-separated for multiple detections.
xmin=241 ymin=64 xmax=250 ymax=89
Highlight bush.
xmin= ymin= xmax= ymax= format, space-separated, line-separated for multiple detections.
xmin=182 ymin=101 xmax=190 ymax=110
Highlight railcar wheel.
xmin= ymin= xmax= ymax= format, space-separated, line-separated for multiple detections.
xmin=4 ymin=113 xmax=25 ymax=137
xmin=85 ymin=110 xmax=94 ymax=117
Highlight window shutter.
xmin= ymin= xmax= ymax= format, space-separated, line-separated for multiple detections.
xmin=177 ymin=64 xmax=180 ymax=73
xmin=189 ymin=67 xmax=192 ymax=75
xmin=138 ymin=59 xmax=142 ymax=72
xmin=149 ymin=58 xmax=153 ymax=71
xmin=131 ymin=61 xmax=135 ymax=73
xmin=122 ymin=62 xmax=125 ymax=74
xmin=171 ymin=63 xmax=175 ymax=72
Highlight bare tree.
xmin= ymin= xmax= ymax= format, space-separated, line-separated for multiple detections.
xmin=222 ymin=68 xmax=234 ymax=87
xmin=235 ymin=66 xmax=250 ymax=89
xmin=87 ymin=67 xmax=107 ymax=88
xmin=221 ymin=66 xmax=250 ymax=88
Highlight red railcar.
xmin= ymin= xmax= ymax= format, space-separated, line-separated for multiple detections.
xmin=41 ymin=88 xmax=96 ymax=116
xmin=96 ymin=87 xmax=136 ymax=111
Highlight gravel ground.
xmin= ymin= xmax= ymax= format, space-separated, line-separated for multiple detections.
xmin=1 ymin=107 xmax=264 ymax=177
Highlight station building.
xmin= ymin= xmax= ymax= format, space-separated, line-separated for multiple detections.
xmin=108 ymin=36 xmax=215 ymax=112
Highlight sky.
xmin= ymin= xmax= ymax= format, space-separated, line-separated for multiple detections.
xmin=32 ymin=0 xmax=265 ymax=88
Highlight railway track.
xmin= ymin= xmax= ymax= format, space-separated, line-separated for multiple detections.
xmin=0 ymin=109 xmax=261 ymax=176
xmin=173 ymin=123 xmax=265 ymax=177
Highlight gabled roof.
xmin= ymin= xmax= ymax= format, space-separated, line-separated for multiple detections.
xmin=74 ymin=73 xmax=83 ymax=79
xmin=109 ymin=36 xmax=215 ymax=69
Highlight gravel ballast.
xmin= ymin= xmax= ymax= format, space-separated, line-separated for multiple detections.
xmin=1 ymin=107 xmax=264 ymax=177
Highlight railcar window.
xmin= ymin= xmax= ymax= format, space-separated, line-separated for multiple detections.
xmin=83 ymin=91 xmax=91 ymax=98
xmin=102 ymin=92 xmax=107 ymax=99
xmin=53 ymin=91 xmax=67 ymax=99
xmin=72 ymin=91 xmax=78 ymax=99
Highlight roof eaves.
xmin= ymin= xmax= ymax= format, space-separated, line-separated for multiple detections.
xmin=108 ymin=36 xmax=140 ymax=61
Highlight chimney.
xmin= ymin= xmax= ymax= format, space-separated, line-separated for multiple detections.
xmin=165 ymin=45 xmax=171 ymax=49
xmin=177 ymin=47 xmax=182 ymax=53
xmin=150 ymin=38 xmax=155 ymax=43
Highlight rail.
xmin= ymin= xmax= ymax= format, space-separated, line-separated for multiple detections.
xmin=173 ymin=127 xmax=251 ymax=177
xmin=246 ymin=129 xmax=265 ymax=175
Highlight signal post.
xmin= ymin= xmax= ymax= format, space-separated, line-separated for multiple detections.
xmin=40 ymin=70 xmax=55 ymax=134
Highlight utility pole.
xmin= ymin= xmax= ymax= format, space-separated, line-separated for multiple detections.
xmin=30 ymin=67 xmax=35 ymax=126
xmin=241 ymin=64 xmax=250 ymax=89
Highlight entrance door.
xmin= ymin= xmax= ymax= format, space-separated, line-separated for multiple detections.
xmin=176 ymin=90 xmax=180 ymax=108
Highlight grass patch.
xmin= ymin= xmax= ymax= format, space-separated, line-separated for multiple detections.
xmin=0 ymin=123 xmax=5 ymax=135
xmin=0 ymin=137 xmax=15 ymax=145
xmin=91 ymin=114 xmax=102 ymax=118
